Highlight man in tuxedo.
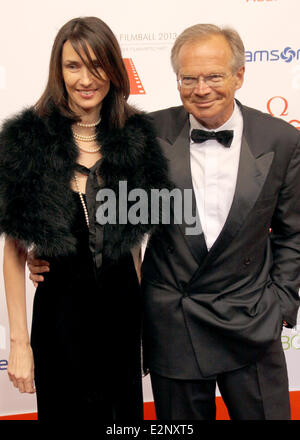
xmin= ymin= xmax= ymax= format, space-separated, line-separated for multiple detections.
xmin=141 ymin=24 xmax=300 ymax=420
xmin=28 ymin=24 xmax=300 ymax=420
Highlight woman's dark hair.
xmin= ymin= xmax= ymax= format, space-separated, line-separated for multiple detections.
xmin=36 ymin=16 xmax=135 ymax=129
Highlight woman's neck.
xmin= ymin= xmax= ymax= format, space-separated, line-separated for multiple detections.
xmin=78 ymin=109 xmax=101 ymax=125
xmin=69 ymin=101 xmax=102 ymax=125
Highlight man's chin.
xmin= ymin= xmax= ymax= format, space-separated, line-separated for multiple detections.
xmin=190 ymin=108 xmax=217 ymax=127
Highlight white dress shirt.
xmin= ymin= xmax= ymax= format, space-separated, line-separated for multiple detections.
xmin=189 ymin=102 xmax=244 ymax=251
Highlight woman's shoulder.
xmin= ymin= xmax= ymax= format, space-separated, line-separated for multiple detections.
xmin=0 ymin=107 xmax=47 ymax=150
xmin=118 ymin=109 xmax=160 ymax=150
xmin=124 ymin=110 xmax=156 ymax=134
xmin=0 ymin=107 xmax=57 ymax=180
xmin=1 ymin=106 xmax=41 ymax=131
xmin=0 ymin=106 xmax=68 ymax=159
xmin=100 ymin=109 xmax=161 ymax=168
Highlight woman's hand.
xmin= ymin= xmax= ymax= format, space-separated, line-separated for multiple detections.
xmin=8 ymin=341 xmax=36 ymax=394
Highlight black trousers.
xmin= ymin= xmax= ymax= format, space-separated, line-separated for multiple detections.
xmin=150 ymin=338 xmax=290 ymax=420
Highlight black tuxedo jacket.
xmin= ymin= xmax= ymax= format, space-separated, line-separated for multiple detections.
xmin=142 ymin=101 xmax=300 ymax=379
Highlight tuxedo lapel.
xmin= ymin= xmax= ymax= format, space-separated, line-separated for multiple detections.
xmin=188 ymin=105 xmax=274 ymax=280
xmin=195 ymin=137 xmax=273 ymax=270
xmin=159 ymin=117 xmax=208 ymax=264
xmin=157 ymin=104 xmax=274 ymax=275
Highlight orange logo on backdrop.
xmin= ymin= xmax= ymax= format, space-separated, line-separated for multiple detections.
xmin=123 ymin=58 xmax=146 ymax=95
xmin=267 ymin=96 xmax=300 ymax=130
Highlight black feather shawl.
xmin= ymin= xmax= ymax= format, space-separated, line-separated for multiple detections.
xmin=0 ymin=107 xmax=170 ymax=260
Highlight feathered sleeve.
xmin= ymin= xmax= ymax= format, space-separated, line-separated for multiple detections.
xmin=95 ymin=112 xmax=172 ymax=262
xmin=0 ymin=108 xmax=77 ymax=256
xmin=0 ymin=109 xmax=37 ymax=246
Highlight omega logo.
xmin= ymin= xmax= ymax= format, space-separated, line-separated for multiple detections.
xmin=267 ymin=96 xmax=300 ymax=130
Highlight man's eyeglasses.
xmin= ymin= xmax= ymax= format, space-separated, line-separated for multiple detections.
xmin=177 ymin=74 xmax=229 ymax=89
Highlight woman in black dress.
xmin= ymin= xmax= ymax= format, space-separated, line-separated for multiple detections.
xmin=0 ymin=17 xmax=168 ymax=420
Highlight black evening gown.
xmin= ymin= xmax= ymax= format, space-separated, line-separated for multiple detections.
xmin=30 ymin=192 xmax=143 ymax=421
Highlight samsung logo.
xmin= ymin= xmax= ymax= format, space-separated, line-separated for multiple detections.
xmin=246 ymin=47 xmax=300 ymax=63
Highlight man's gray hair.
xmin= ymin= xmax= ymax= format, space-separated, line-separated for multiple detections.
xmin=171 ymin=24 xmax=245 ymax=74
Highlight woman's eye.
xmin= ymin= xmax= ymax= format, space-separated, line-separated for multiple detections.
xmin=67 ymin=64 xmax=79 ymax=71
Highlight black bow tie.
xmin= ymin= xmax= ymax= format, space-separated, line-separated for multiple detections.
xmin=191 ymin=129 xmax=234 ymax=148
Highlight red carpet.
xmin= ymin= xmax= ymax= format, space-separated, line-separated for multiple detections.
xmin=143 ymin=397 xmax=229 ymax=420
xmin=0 ymin=392 xmax=299 ymax=420
xmin=144 ymin=391 xmax=300 ymax=420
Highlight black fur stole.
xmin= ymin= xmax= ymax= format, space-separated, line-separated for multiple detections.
xmin=0 ymin=107 xmax=170 ymax=260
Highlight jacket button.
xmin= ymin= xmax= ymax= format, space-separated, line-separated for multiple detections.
xmin=244 ymin=257 xmax=251 ymax=265
xmin=167 ymin=245 xmax=174 ymax=254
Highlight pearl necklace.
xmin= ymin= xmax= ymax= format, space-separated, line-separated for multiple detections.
xmin=72 ymin=131 xmax=98 ymax=143
xmin=77 ymin=144 xmax=101 ymax=154
xmin=76 ymin=117 xmax=101 ymax=128
xmin=73 ymin=174 xmax=89 ymax=228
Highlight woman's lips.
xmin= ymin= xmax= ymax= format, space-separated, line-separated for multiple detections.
xmin=77 ymin=89 xmax=98 ymax=99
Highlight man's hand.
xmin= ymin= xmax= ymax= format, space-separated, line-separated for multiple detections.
xmin=27 ymin=250 xmax=50 ymax=287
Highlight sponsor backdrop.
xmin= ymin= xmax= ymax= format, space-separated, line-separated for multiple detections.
xmin=0 ymin=0 xmax=300 ymax=418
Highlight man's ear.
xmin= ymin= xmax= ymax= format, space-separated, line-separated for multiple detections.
xmin=234 ymin=66 xmax=245 ymax=91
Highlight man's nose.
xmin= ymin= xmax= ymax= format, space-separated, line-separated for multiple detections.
xmin=193 ymin=77 xmax=211 ymax=95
